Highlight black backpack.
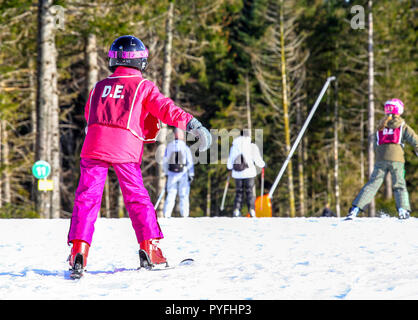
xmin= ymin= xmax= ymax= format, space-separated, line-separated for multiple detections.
xmin=168 ymin=151 xmax=185 ymax=173
xmin=233 ymin=154 xmax=249 ymax=172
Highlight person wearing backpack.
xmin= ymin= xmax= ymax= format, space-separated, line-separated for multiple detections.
xmin=346 ymin=99 xmax=418 ymax=220
xmin=163 ymin=128 xmax=195 ymax=218
xmin=227 ymin=130 xmax=265 ymax=217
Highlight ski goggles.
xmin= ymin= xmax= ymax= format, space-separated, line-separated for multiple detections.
xmin=108 ymin=49 xmax=148 ymax=59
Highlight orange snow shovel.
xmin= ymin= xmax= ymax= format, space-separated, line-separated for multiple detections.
xmin=254 ymin=168 xmax=270 ymax=217
xmin=255 ymin=76 xmax=336 ymax=217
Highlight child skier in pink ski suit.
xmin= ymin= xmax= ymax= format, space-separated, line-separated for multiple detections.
xmin=67 ymin=35 xmax=211 ymax=274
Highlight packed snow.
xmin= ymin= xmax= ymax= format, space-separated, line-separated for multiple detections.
xmin=1 ymin=216 xmax=418 ymax=300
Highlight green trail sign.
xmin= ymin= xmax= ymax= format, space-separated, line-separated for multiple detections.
xmin=32 ymin=160 xmax=51 ymax=180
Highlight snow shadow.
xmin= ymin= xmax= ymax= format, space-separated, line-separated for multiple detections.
xmin=0 ymin=267 xmax=141 ymax=280
xmin=0 ymin=268 xmax=65 ymax=278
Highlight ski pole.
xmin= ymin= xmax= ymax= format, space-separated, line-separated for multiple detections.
xmin=154 ymin=188 xmax=165 ymax=210
xmin=268 ymin=76 xmax=336 ymax=199
xmin=220 ymin=172 xmax=231 ymax=211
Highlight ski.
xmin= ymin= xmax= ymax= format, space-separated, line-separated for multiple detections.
xmin=137 ymin=250 xmax=194 ymax=271
xmin=143 ymin=258 xmax=195 ymax=271
xmin=67 ymin=257 xmax=194 ymax=279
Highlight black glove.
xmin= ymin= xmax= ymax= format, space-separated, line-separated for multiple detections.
xmin=186 ymin=118 xmax=212 ymax=152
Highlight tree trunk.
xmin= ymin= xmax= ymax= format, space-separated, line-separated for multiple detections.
xmin=86 ymin=33 xmax=99 ymax=92
xmin=311 ymin=169 xmax=316 ymax=215
xmin=245 ymin=74 xmax=252 ymax=131
xmin=296 ymin=101 xmax=305 ymax=217
xmin=85 ymin=33 xmax=108 ymax=218
xmin=117 ymin=185 xmax=125 ymax=218
xmin=36 ymin=0 xmax=59 ymax=218
xmin=245 ymin=74 xmax=257 ymax=200
xmin=29 ymin=58 xmax=38 ymax=206
xmin=157 ymin=1 xmax=175 ymax=218
xmin=1 ymin=120 xmax=11 ymax=204
xmin=279 ymin=0 xmax=295 ymax=217
xmin=104 ymin=178 xmax=110 ymax=218
xmin=384 ymin=173 xmax=392 ymax=199
xmin=367 ymin=0 xmax=375 ymax=217
xmin=50 ymin=73 xmax=60 ymax=218
xmin=30 ymin=58 xmax=37 ymax=141
xmin=333 ymin=80 xmax=340 ymax=217
xmin=206 ymin=170 xmax=211 ymax=217
xmin=302 ymin=107 xmax=308 ymax=216
xmin=0 ymin=121 xmax=3 ymax=208
xmin=360 ymin=109 xmax=365 ymax=185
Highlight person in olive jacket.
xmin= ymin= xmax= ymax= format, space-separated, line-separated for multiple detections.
xmin=346 ymin=99 xmax=418 ymax=220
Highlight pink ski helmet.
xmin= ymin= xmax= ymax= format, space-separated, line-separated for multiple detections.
xmin=384 ymin=99 xmax=404 ymax=115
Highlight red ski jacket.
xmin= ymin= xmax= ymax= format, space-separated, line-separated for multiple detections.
xmin=81 ymin=66 xmax=193 ymax=163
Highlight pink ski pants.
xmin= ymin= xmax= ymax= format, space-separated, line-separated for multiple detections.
xmin=68 ymin=158 xmax=163 ymax=246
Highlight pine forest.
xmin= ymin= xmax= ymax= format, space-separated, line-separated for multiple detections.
xmin=0 ymin=0 xmax=416 ymax=219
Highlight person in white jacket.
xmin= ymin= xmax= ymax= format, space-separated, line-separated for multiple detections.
xmin=163 ymin=128 xmax=194 ymax=218
xmin=227 ymin=130 xmax=265 ymax=217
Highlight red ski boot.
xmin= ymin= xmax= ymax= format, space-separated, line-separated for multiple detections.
xmin=139 ymin=239 xmax=168 ymax=269
xmin=68 ymin=240 xmax=89 ymax=278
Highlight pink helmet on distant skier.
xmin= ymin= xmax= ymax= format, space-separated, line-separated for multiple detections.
xmin=384 ymin=99 xmax=404 ymax=115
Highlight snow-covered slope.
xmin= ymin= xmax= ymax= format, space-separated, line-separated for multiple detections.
xmin=1 ymin=217 xmax=418 ymax=300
